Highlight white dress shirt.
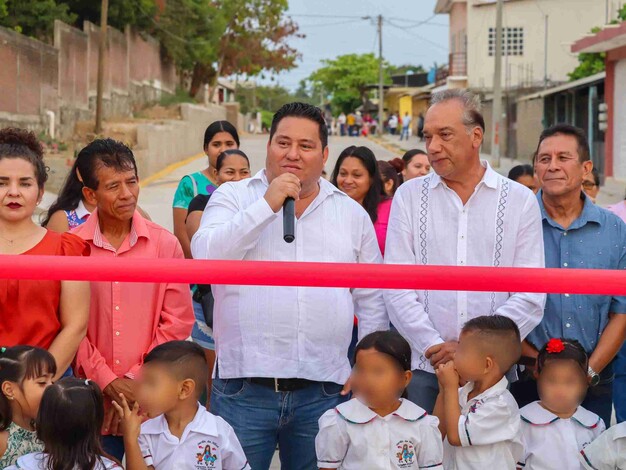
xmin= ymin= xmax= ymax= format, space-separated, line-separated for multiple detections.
xmin=443 ymin=377 xmax=524 ymax=470
xmin=191 ymin=170 xmax=388 ymax=384
xmin=384 ymin=161 xmax=546 ymax=373
xmin=579 ymin=421 xmax=626 ymax=470
xmin=316 ymin=398 xmax=443 ymax=469
xmin=519 ymin=401 xmax=605 ymax=470
xmin=138 ymin=404 xmax=250 ymax=470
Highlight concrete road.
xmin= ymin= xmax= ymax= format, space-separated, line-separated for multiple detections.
xmin=139 ymin=133 xmax=402 ymax=232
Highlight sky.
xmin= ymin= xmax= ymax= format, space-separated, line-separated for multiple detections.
xmin=261 ymin=0 xmax=450 ymax=90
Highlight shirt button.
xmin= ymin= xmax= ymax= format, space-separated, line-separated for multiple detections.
xmin=563 ymin=232 xmax=567 ymax=236
xmin=115 ymin=306 xmax=120 ymax=311
xmin=566 ymin=323 xmax=571 ymax=328
xmin=460 ymin=260 xmax=465 ymax=265
xmin=115 ymin=331 xmax=120 ymax=336
xmin=565 ymin=294 xmax=570 ymax=298
xmin=114 ymin=281 xmax=119 ymax=285
xmin=563 ymin=262 xmax=568 ymax=267
xmin=115 ymin=360 xmax=120 ymax=365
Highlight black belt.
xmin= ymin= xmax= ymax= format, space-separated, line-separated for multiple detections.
xmin=248 ymin=377 xmax=317 ymax=392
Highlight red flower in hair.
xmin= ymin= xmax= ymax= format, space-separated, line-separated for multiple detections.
xmin=546 ymin=338 xmax=565 ymax=354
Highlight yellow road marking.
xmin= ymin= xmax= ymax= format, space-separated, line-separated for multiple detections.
xmin=140 ymin=152 xmax=206 ymax=188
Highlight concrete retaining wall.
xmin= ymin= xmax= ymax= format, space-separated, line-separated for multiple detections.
xmin=133 ymin=103 xmax=227 ymax=179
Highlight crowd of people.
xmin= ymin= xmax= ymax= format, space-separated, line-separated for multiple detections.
xmin=0 ymin=89 xmax=625 ymax=470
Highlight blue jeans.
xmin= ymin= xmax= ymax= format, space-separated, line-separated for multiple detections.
xmin=406 ymin=370 xmax=439 ymax=414
xmin=191 ymin=299 xmax=215 ymax=350
xmin=211 ymin=378 xmax=346 ymax=470
xmin=400 ymin=126 xmax=410 ymax=140
xmin=614 ymin=343 xmax=626 ymax=423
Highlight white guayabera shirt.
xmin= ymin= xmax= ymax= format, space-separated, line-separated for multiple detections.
xmin=384 ymin=161 xmax=546 ymax=373
xmin=191 ymin=170 xmax=388 ymax=384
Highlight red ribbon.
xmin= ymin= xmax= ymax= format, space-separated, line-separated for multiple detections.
xmin=2 ymin=255 xmax=626 ymax=295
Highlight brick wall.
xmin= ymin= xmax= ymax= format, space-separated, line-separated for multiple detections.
xmin=0 ymin=20 xmax=178 ymax=137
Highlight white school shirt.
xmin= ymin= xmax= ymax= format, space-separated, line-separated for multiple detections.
xmin=443 ymin=376 xmax=524 ymax=470
xmin=579 ymin=421 xmax=626 ymax=470
xmin=5 ymin=453 xmax=120 ymax=470
xmin=519 ymin=401 xmax=605 ymax=470
xmin=384 ymin=162 xmax=545 ymax=373
xmin=191 ymin=170 xmax=388 ymax=384
xmin=138 ymin=404 xmax=250 ymax=470
xmin=315 ymin=397 xmax=443 ymax=469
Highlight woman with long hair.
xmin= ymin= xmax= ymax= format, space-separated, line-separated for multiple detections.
xmin=0 ymin=128 xmax=90 ymax=380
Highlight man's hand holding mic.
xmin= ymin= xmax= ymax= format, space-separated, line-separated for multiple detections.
xmin=264 ymin=173 xmax=301 ymax=212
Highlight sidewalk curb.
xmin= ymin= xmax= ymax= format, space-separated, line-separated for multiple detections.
xmin=140 ymin=152 xmax=205 ymax=187
xmin=367 ymin=135 xmax=408 ymax=155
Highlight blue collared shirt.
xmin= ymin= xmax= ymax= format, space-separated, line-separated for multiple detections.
xmin=527 ymin=192 xmax=626 ymax=354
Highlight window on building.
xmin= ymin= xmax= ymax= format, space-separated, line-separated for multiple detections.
xmin=488 ymin=27 xmax=524 ymax=56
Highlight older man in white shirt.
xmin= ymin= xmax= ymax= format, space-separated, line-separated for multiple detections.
xmin=191 ymin=102 xmax=388 ymax=470
xmin=384 ymin=89 xmax=546 ymax=413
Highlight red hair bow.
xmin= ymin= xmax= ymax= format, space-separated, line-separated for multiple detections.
xmin=546 ymin=338 xmax=565 ymax=354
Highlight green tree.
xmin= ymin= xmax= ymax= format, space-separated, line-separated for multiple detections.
xmin=0 ymin=0 xmax=76 ymax=41
xmin=150 ymin=0 xmax=223 ymax=93
xmin=569 ymin=7 xmax=626 ymax=81
xmin=65 ymin=0 xmax=157 ymax=32
xmin=148 ymin=0 xmax=300 ymax=98
xmin=308 ymin=53 xmax=390 ymax=114
xmin=236 ymin=84 xmax=297 ymax=114
xmin=198 ymin=0 xmax=301 ymax=100
xmin=388 ymin=64 xmax=426 ymax=76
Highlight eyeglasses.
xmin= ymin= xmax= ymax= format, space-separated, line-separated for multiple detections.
xmin=582 ymin=182 xmax=597 ymax=190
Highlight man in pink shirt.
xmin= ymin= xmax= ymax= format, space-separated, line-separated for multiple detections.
xmin=71 ymin=139 xmax=194 ymax=460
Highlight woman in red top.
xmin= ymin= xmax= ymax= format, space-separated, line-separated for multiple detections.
xmin=0 ymin=128 xmax=90 ymax=380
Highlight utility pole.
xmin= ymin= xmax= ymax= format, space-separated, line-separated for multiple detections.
xmin=491 ymin=0 xmax=504 ymax=167
xmin=543 ymin=15 xmax=548 ymax=90
xmin=377 ymin=14 xmax=384 ymax=135
xmin=95 ymin=0 xmax=109 ymax=134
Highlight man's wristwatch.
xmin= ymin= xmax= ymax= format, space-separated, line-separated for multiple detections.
xmin=588 ymin=366 xmax=600 ymax=386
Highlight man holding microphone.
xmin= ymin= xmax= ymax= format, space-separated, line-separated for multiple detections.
xmin=191 ymin=102 xmax=388 ymax=470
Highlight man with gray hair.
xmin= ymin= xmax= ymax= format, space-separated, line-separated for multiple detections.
xmin=384 ymin=89 xmax=546 ymax=411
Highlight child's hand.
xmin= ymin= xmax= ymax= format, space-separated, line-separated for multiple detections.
xmin=111 ymin=393 xmax=144 ymax=441
xmin=435 ymin=361 xmax=460 ymax=390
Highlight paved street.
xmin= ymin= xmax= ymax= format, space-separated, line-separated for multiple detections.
xmin=139 ymin=133 xmax=400 ymax=231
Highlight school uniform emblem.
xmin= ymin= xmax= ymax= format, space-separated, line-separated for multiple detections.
xmin=195 ymin=440 xmax=220 ymax=468
xmin=395 ymin=440 xmax=416 ymax=467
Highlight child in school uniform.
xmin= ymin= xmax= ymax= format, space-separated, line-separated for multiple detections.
xmin=114 ymin=340 xmax=249 ymax=470
xmin=434 ymin=315 xmax=524 ymax=470
xmin=0 ymin=346 xmax=56 ymax=468
xmin=579 ymin=421 xmax=626 ymax=469
xmin=519 ymin=338 xmax=605 ymax=470
xmin=316 ymin=331 xmax=443 ymax=469
xmin=6 ymin=377 xmax=121 ymax=470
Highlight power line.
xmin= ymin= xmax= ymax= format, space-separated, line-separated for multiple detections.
xmin=300 ymin=19 xmax=364 ymax=28
xmin=290 ymin=12 xmax=447 ymax=27
xmin=385 ymin=20 xmax=449 ymax=51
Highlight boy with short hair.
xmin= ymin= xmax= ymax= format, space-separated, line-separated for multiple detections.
xmin=434 ymin=315 xmax=524 ymax=470
xmin=113 ymin=341 xmax=249 ymax=470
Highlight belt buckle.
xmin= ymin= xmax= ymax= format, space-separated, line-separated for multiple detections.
xmin=274 ymin=378 xmax=280 ymax=393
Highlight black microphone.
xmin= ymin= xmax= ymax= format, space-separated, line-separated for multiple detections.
xmin=283 ymin=197 xmax=295 ymax=243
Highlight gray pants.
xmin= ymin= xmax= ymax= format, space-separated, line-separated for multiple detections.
xmin=406 ymin=369 xmax=439 ymax=413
